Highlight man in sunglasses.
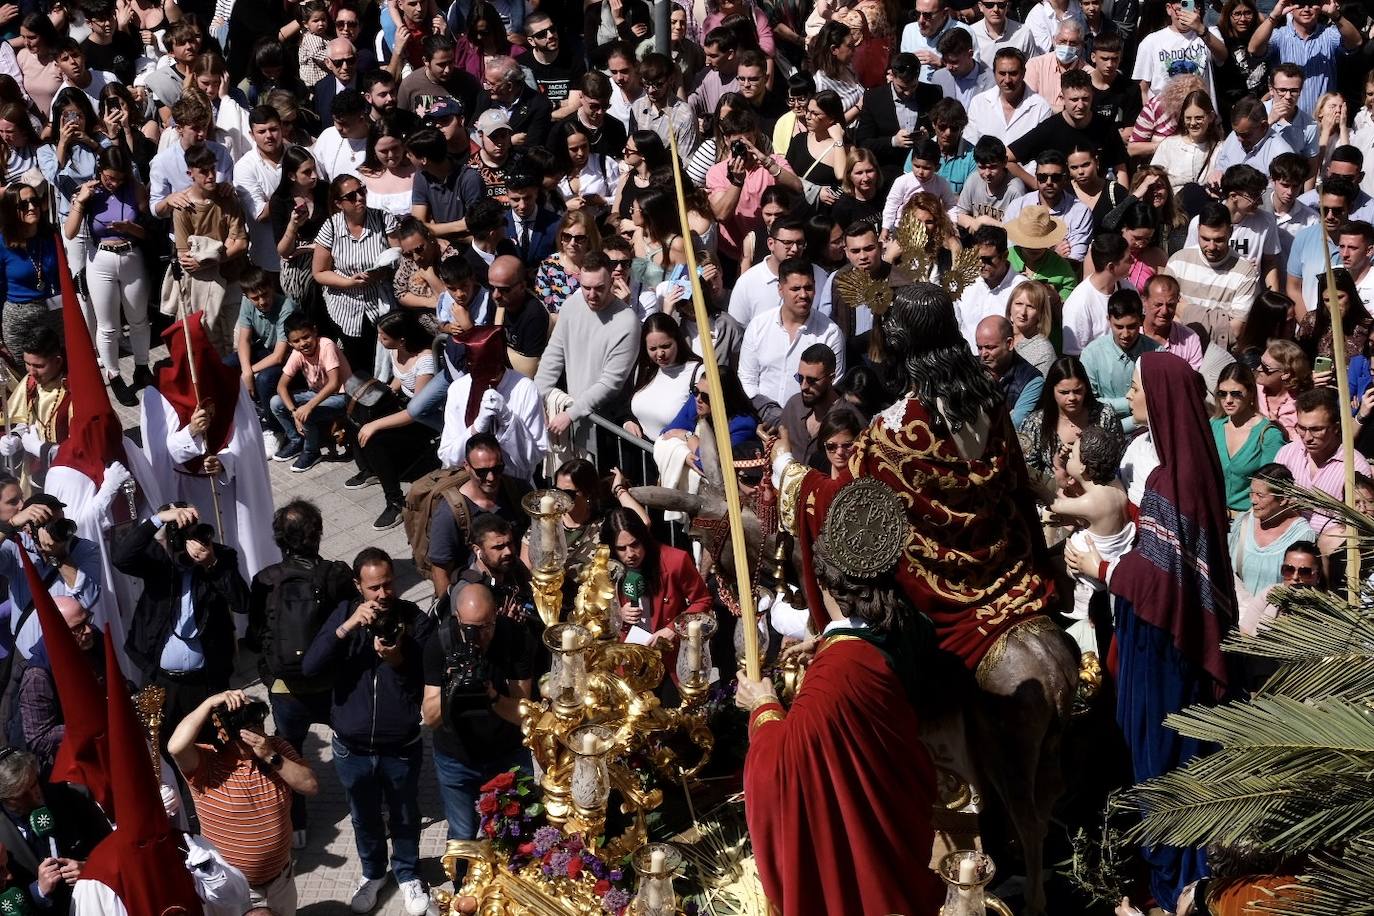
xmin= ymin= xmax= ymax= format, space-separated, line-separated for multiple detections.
xmin=1001 ymin=148 xmax=1093 ymax=262
xmin=777 ymin=345 xmax=839 ymax=466
xmin=523 ymin=12 xmax=583 ymax=119
xmin=310 ymin=37 xmax=359 ymax=126
xmin=428 ymin=435 xmax=533 ymax=596
xmin=970 ymin=0 xmax=1036 ymax=68
xmin=899 ymin=0 xmax=971 ymax=83
xmin=955 ymin=225 xmax=1026 ymax=349
xmin=1284 ymin=175 xmax=1358 ymax=314
xmin=630 ymin=52 xmax=697 ymax=154
xmin=1276 ymin=387 xmax=1373 ymax=535
xmin=1246 ymin=0 xmax=1360 ymax=114
xmin=1294 ymin=145 xmax=1374 ymax=224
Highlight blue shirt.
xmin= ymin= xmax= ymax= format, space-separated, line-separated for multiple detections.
xmin=1213 ymin=127 xmax=1296 ymax=177
xmin=1266 ymin=23 xmax=1347 ymax=113
xmin=1286 ymin=221 xmax=1339 ymax=284
xmin=0 ymin=233 xmax=58 ymax=305
xmin=0 ymin=535 xmax=102 ymax=660
xmin=1081 ymin=331 xmax=1159 ymax=434
xmin=148 ymin=516 xmax=205 ymax=673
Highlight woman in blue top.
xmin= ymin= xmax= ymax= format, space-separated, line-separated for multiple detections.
xmin=661 ymin=370 xmax=759 ymax=468
xmin=0 ymin=182 xmax=60 ymax=357
xmin=1211 ymin=363 xmax=1287 ymax=513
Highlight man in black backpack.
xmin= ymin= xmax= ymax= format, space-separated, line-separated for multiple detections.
xmin=421 ymin=581 xmax=535 ymax=846
xmin=247 ymin=500 xmax=356 ymax=848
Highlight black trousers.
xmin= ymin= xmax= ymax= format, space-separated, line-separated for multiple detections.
xmin=356 ymin=423 xmax=439 ymax=505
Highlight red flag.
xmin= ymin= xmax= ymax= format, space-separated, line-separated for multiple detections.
xmin=19 ymin=548 xmax=110 ymax=811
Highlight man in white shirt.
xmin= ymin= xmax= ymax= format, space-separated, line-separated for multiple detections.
xmin=965 ymin=47 xmax=1053 ymax=146
xmin=233 ymin=107 xmax=285 ymax=272
xmin=738 ymin=259 xmax=846 ymax=425
xmin=1131 ymin=0 xmax=1223 ymax=103
xmin=1061 ymin=231 xmax=1133 ymax=354
xmin=1168 ymin=202 xmax=1260 ymax=350
xmin=956 ymin=224 xmax=1025 ymax=349
xmin=51 ymin=40 xmax=116 ymax=116
xmin=970 ymin=0 xmax=1037 ymax=67
xmin=312 ymin=88 xmax=371 ymax=181
xmin=900 ymin=0 xmax=973 ymax=82
xmin=1002 ymin=149 xmax=1094 ymax=261
xmin=149 ymin=94 xmax=234 ymax=218
xmin=932 ymin=28 xmax=994 ymax=108
xmin=728 ymin=217 xmax=832 ymax=327
xmin=1267 ymin=151 xmax=1319 ymax=264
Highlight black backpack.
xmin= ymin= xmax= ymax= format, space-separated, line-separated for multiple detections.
xmin=263 ymin=562 xmax=337 ymax=681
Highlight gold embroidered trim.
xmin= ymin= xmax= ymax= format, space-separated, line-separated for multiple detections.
xmin=778 ymin=459 xmax=810 ymax=536
xmin=750 ymin=709 xmax=785 ymax=734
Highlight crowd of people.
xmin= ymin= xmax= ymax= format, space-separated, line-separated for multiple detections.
xmin=0 ymin=0 xmax=1368 ymax=909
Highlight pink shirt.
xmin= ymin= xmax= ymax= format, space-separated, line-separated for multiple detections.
xmin=1156 ymin=322 xmax=1204 ymax=370
xmin=1276 ymin=439 xmax=1372 ymax=531
xmin=1023 ymin=53 xmax=1084 ymax=112
xmin=282 ymin=337 xmax=351 ymax=391
xmin=705 ymin=153 xmax=795 ymax=260
xmin=702 ymin=8 xmax=775 ymax=54
xmin=1257 ymin=388 xmax=1298 ymax=438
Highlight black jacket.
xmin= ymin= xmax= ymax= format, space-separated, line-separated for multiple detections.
xmin=114 ymin=519 xmax=250 ymax=683
xmin=0 ymin=783 xmax=111 ymax=910
xmin=853 ymin=82 xmax=941 ymax=188
xmin=301 ymin=599 xmax=435 ymax=753
xmin=471 ymin=85 xmax=554 ymax=149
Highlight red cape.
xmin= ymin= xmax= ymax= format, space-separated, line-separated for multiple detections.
xmin=744 ymin=634 xmax=944 ymax=916
xmin=155 ymin=318 xmax=240 ymax=470
xmin=790 ymin=397 xmax=1054 ymax=670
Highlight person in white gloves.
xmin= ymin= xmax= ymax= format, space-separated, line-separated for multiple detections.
xmin=2 ymin=327 xmax=70 ymax=492
xmin=437 ymin=326 xmax=548 ymax=485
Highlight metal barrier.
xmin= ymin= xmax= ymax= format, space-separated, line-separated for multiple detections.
xmin=574 ymin=411 xmax=686 ymax=549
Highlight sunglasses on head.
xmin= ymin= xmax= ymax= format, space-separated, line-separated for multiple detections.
xmin=471 ymin=464 xmax=506 ymax=478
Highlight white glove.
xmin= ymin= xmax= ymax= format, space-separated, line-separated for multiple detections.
xmin=481 ymin=388 xmax=507 ymax=415
xmin=93 ymin=461 xmax=132 ymax=513
xmin=20 ymin=427 xmax=43 ymax=458
xmin=0 ymin=433 xmax=21 ymax=458
xmin=472 ymin=389 xmax=504 ymax=433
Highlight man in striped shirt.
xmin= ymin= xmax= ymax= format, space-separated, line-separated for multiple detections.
xmin=169 ymin=689 xmax=319 ymax=916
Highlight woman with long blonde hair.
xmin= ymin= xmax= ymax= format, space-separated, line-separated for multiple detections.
xmin=884 ymin=191 xmax=959 ymax=281
xmin=1006 ymin=280 xmax=1058 ymax=376
xmin=534 ymin=209 xmax=601 ymax=315
xmin=1127 ymin=73 xmax=1205 ymax=159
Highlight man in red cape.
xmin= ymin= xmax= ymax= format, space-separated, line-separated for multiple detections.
xmin=70 ymin=626 xmax=204 ymax=915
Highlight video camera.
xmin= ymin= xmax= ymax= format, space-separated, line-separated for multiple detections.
xmin=441 ymin=623 xmax=493 ymax=726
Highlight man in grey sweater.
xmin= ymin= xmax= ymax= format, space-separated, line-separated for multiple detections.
xmin=535 ymin=251 xmax=640 ymax=442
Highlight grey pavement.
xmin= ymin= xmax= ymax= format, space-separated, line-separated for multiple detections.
xmin=113 ymin=344 xmax=456 ymax=915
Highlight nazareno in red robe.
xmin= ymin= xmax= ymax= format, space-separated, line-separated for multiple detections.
xmin=744 ymin=633 xmax=945 ymax=916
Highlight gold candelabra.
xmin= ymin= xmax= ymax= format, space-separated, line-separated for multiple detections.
xmin=524 ymin=489 xmax=574 ymax=627
xmin=133 ymin=684 xmax=167 ymax=780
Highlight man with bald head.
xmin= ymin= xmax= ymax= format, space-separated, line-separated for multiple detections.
xmin=487 ymin=255 xmax=549 ymax=363
xmin=422 ymin=581 xmax=536 ymax=844
xmin=975 ymin=315 xmax=1043 ymax=426
xmin=312 ymin=37 xmax=360 ymax=124
xmin=19 ymin=597 xmax=104 ymax=773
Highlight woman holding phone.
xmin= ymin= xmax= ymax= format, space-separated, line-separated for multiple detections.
xmin=270 ymin=146 xmax=329 ymax=307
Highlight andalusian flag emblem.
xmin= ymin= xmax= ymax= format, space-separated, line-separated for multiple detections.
xmin=0 ymin=886 xmax=32 ymax=914
xmin=28 ymin=807 xmax=54 ymax=836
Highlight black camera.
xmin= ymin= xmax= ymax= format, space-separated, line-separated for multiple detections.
xmin=730 ymin=139 xmax=748 ymax=160
xmin=212 ymin=700 xmax=269 ymax=745
xmin=369 ymin=610 xmax=405 ymax=645
xmin=32 ymin=517 xmax=77 ymax=545
xmin=159 ymin=502 xmax=215 ymax=558
xmin=441 ymin=623 xmax=493 ymax=725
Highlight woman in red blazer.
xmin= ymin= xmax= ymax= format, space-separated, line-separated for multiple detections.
xmin=601 ymin=508 xmax=712 ymax=649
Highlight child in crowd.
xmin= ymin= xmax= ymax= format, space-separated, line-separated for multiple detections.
xmin=233 ymin=267 xmax=297 ymax=443
xmin=435 ymin=256 xmax=478 ymax=335
xmin=271 ymin=312 xmax=352 ymax=472
xmin=297 ymin=1 xmax=332 ymax=89
xmin=173 ymin=142 xmax=249 ymax=353
xmin=880 ymin=139 xmax=957 ymax=240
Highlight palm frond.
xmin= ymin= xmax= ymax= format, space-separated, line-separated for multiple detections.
xmin=1260 ymin=656 xmax=1374 ymax=701
xmin=1160 ymin=695 xmax=1374 ymax=757
xmin=1221 ymin=586 xmax=1374 ymax=660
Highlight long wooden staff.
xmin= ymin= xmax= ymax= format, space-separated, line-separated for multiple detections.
xmin=178 ymin=307 xmax=224 ymax=534
xmin=664 ymin=131 xmax=761 ymax=680
xmin=1318 ymin=215 xmax=1361 ymax=604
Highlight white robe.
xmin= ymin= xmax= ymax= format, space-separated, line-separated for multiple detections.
xmin=44 ymin=440 xmax=166 ymax=680
xmin=437 ymin=370 xmax=548 ymax=482
xmin=71 ymin=834 xmax=252 ymax=916
xmin=140 ymin=386 xmax=281 ymax=589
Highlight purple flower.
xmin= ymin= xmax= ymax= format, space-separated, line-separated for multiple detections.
xmin=609 ymin=869 xmax=623 ymax=882
xmin=533 ymin=826 xmax=562 ymax=855
xmin=550 ymin=850 xmax=573 ymax=873
xmin=601 ymin=888 xmax=631 ymax=913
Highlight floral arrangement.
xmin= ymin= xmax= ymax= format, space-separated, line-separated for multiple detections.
xmin=476 ymin=769 xmax=636 ymax=915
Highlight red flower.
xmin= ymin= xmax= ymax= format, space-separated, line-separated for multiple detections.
xmin=484 ymin=821 xmax=497 ymax=837
xmin=478 ymin=795 xmax=499 ymax=815
xmin=503 ymin=801 xmax=522 ymax=817
xmin=483 ymin=771 xmax=516 ymax=792
xmin=567 ymin=857 xmax=583 ymax=879
xmin=517 ymin=842 xmax=536 ymax=856
xmin=594 ymin=880 xmax=611 ymax=895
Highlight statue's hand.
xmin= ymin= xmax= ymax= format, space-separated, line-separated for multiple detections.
xmin=779 ymin=634 xmax=819 ymax=667
xmin=735 ymin=669 xmax=779 ymax=711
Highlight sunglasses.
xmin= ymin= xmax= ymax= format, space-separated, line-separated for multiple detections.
xmin=15 ymin=199 xmax=40 ymax=211
xmin=982 ymin=1 xmax=1008 ymax=6
xmin=471 ymin=464 xmax=506 ymax=478
xmin=1257 ymin=362 xmax=1279 ymax=374
xmin=561 ymin=232 xmax=589 ymax=244
xmin=979 ymin=254 xmax=1000 ymax=265
xmin=824 ymin=440 xmax=855 ymax=453
xmin=530 ymin=27 xmax=554 ymax=38
xmin=1323 ymin=206 xmax=1348 ymax=216
xmin=330 ymin=56 xmax=357 ymax=66
xmin=607 ymin=257 xmax=631 ymax=269
xmin=1281 ymin=563 xmax=1318 ymax=577
xmin=915 ymin=9 xmax=941 ymax=17
xmin=623 ymin=145 xmax=639 ymax=155
xmin=794 ymin=372 xmax=830 ymax=386
xmin=338 ymin=189 xmax=366 ymax=202
xmin=1217 ymin=389 xmax=1247 ymax=400
xmin=691 ymin=384 xmax=709 ymax=399
xmin=335 ymin=18 xmax=359 ymax=28
xmin=401 ymin=246 xmax=426 ymax=259
xmin=1036 ymin=172 xmax=1066 ymax=183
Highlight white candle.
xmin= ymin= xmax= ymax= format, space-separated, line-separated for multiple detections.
xmin=581 ymin=732 xmax=597 ymax=754
xmin=561 ymin=629 xmax=576 ymax=651
xmin=645 ymin=848 xmax=667 ymax=908
xmin=958 ymin=857 xmax=977 ymax=885
xmin=685 ymin=619 xmax=703 ymax=675
xmin=539 ymin=493 xmax=558 ymax=558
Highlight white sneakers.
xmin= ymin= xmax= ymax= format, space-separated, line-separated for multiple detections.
xmin=349 ymin=875 xmax=386 ymax=913
xmin=399 ymin=878 xmax=430 ymax=915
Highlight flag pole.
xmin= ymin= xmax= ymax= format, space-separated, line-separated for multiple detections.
xmin=1318 ymin=214 xmax=1361 ymax=605
xmin=177 ymin=308 xmax=225 ymax=535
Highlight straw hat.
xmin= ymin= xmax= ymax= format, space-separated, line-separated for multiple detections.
xmin=1003 ymin=205 xmax=1067 ymax=249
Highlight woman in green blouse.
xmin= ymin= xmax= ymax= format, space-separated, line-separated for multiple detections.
xmin=1211 ymin=363 xmax=1287 ymax=513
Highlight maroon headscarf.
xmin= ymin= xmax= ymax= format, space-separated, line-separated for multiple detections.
xmin=1111 ymin=352 xmax=1235 ymax=696
xmin=459 ymin=326 xmax=509 ymax=425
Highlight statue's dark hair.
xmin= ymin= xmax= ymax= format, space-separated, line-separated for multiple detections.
xmin=1076 ymin=425 xmax=1125 ymax=485
xmin=813 ymin=539 xmax=908 ymax=635
xmin=879 ymin=282 xmax=1003 ymax=433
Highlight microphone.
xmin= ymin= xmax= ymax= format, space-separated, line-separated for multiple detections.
xmin=28 ymin=806 xmax=58 ymax=860
xmin=0 ymin=886 xmax=32 ymax=914
xmin=621 ymin=570 xmax=651 ymax=633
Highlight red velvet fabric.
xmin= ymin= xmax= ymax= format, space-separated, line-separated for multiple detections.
xmin=79 ymin=627 xmax=204 ymax=916
xmin=458 ymin=326 xmax=509 ymax=425
xmin=744 ymin=635 xmax=945 ymax=916
xmin=794 ymin=397 xmax=1054 ymax=669
xmin=48 ymin=235 xmax=128 ymax=485
xmin=155 ymin=318 xmax=241 ymax=469
xmin=21 ymin=549 xmax=111 ymax=812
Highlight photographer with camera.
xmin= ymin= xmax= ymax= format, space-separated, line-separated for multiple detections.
xmin=301 ymin=548 xmax=434 ymax=915
xmin=422 ymin=582 xmax=535 ymax=846
xmin=114 ymin=503 xmax=250 ymax=731
xmin=703 ymin=107 xmax=801 ymax=267
xmin=168 ymin=688 xmax=318 ymax=915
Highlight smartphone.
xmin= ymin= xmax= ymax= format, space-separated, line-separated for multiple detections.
xmin=1179 ymin=0 xmax=1196 ymax=11
xmin=1315 ymin=356 xmax=1334 ymax=375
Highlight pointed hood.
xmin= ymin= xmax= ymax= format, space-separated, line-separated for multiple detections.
xmin=22 ymin=548 xmax=110 ymax=811
xmin=156 ymin=317 xmax=240 ymax=464
xmin=78 ymin=626 xmax=204 ymax=916
xmin=457 ymin=325 xmax=508 ymax=424
xmin=48 ymin=234 xmax=128 ymax=485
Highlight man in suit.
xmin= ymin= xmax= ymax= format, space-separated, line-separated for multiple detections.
xmin=473 ymin=56 xmax=553 ymax=149
xmin=0 ymin=748 xmax=111 ymax=910
xmin=504 ymin=173 xmax=559 ymax=265
xmin=853 ymin=52 xmax=941 ymax=190
xmin=312 ymin=37 xmax=360 ymax=125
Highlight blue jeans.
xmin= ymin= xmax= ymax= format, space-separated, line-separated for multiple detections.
xmin=224 ymin=353 xmax=285 ymax=434
xmin=432 ymin=745 xmax=532 ymax=841
xmin=331 ymin=737 xmax=423 ymax=883
xmin=269 ymin=690 xmax=331 ymax=830
xmin=269 ymin=391 xmax=346 ymax=452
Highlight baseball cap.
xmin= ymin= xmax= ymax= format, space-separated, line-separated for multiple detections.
xmin=425 ymin=96 xmax=464 ymax=122
xmin=474 ymin=108 xmax=512 ymax=135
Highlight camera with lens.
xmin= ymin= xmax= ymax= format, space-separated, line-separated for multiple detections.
xmin=159 ymin=502 xmax=215 ymax=558
xmin=31 ymin=517 xmax=77 ymax=546
xmin=368 ymin=610 xmax=405 ymax=645
xmin=212 ymin=699 xmax=270 ymax=746
xmin=441 ymin=623 xmax=493 ymax=726
xmin=730 ymin=139 xmax=748 ymax=160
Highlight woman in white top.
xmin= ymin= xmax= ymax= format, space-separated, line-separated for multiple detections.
xmin=553 ymin=120 xmax=619 ymax=223
xmin=357 ymin=112 xmax=416 ymax=218
xmin=808 ymin=21 xmax=863 ymax=122
xmin=351 ymin=309 xmax=441 ymax=529
xmin=625 ymin=313 xmax=704 ymax=441
xmin=1149 ymin=89 xmax=1222 ymax=193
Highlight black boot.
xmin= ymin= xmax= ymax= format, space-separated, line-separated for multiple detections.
xmin=132 ymin=364 xmax=154 ymax=389
xmin=110 ymin=376 xmax=138 ymax=407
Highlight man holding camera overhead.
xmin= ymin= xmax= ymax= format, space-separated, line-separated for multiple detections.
xmin=113 ymin=503 xmax=250 ymax=730
xmin=302 ymin=548 xmax=435 ymax=916
xmin=168 ymin=688 xmax=318 ymax=915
